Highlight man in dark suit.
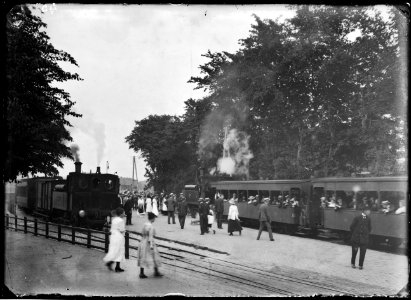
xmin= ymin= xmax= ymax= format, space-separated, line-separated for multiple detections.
xmin=123 ymin=196 xmax=134 ymax=225
xmin=214 ymin=194 xmax=224 ymax=229
xmin=257 ymin=198 xmax=274 ymax=241
xmin=166 ymin=193 xmax=176 ymax=224
xmin=177 ymin=195 xmax=188 ymax=229
xmin=198 ymin=198 xmax=209 ymax=235
xmin=350 ymin=206 xmax=372 ymax=270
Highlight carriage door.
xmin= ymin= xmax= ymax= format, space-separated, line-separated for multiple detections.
xmin=310 ymin=186 xmax=324 ymax=228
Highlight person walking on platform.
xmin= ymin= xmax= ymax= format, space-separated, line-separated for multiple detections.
xmin=177 ymin=195 xmax=188 ymax=229
xmin=227 ymin=199 xmax=242 ymax=236
xmin=198 ymin=198 xmax=209 ymax=235
xmin=214 ymin=194 xmax=224 ymax=229
xmin=145 ymin=194 xmax=153 ymax=214
xmin=137 ymin=195 xmax=144 ymax=215
xmin=208 ymin=204 xmax=216 ymax=234
xmin=103 ymin=207 xmax=126 ymax=272
xmin=166 ymin=193 xmax=176 ymax=224
xmin=132 ymin=192 xmax=138 ymax=211
xmin=350 ymin=206 xmax=372 ymax=270
xmin=257 ymin=198 xmax=274 ymax=241
xmin=123 ymin=196 xmax=134 ymax=225
xmin=152 ymin=195 xmax=159 ymax=216
xmin=137 ymin=212 xmax=163 ymax=278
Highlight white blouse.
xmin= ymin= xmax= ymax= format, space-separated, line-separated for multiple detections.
xmin=110 ymin=216 xmax=125 ymax=234
xmin=227 ymin=205 xmax=239 ymax=220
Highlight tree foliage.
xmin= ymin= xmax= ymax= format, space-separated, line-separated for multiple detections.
xmin=5 ymin=5 xmax=82 ymax=181
xmin=189 ymin=6 xmax=406 ymax=179
xmin=127 ymin=5 xmax=407 ymax=189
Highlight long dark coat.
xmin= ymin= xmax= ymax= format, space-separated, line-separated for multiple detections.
xmin=214 ymin=198 xmax=224 ymax=214
xmin=350 ymin=214 xmax=372 ymax=246
xmin=177 ymin=200 xmax=188 ymax=216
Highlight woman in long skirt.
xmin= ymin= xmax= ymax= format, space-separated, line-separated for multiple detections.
xmin=103 ymin=207 xmax=126 ymax=272
xmin=227 ymin=200 xmax=242 ymax=236
xmin=152 ymin=195 xmax=159 ymax=216
xmin=137 ymin=196 xmax=144 ymax=214
xmin=137 ymin=212 xmax=163 ymax=278
xmin=145 ymin=195 xmax=153 ymax=213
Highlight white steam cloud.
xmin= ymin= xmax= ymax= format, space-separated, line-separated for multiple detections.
xmin=217 ymin=129 xmax=253 ymax=177
xmin=71 ymin=115 xmax=106 ymax=166
xmin=197 ymin=107 xmax=253 ymax=178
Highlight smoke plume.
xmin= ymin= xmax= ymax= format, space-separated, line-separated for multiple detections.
xmin=70 ymin=144 xmax=80 ymax=162
xmin=197 ymin=105 xmax=253 ymax=178
xmin=217 ymin=129 xmax=253 ymax=177
xmin=71 ymin=113 xmax=106 ymax=167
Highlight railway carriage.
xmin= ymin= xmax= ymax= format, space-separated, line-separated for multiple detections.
xmin=211 ymin=180 xmax=312 ymax=232
xmin=206 ymin=176 xmax=408 ymax=246
xmin=312 ymin=176 xmax=408 ymax=246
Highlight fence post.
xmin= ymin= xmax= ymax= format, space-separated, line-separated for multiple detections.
xmin=125 ymin=231 xmax=129 ymax=259
xmin=6 ymin=215 xmax=9 ymax=230
xmin=15 ymin=216 xmax=18 ymax=231
xmin=34 ymin=219 xmax=38 ymax=236
xmin=58 ymin=224 xmax=61 ymax=241
xmin=72 ymin=227 xmax=75 ymax=244
xmin=46 ymin=222 xmax=49 ymax=238
xmin=87 ymin=229 xmax=91 ymax=248
xmin=104 ymin=228 xmax=109 ymax=253
xmin=24 ymin=217 xmax=27 ymax=233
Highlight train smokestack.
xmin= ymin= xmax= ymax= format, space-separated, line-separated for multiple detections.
xmin=96 ymin=166 xmax=101 ymax=174
xmin=75 ymin=161 xmax=82 ymax=173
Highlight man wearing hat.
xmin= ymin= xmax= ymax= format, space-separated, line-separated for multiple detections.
xmin=177 ymin=194 xmax=188 ymax=229
xmin=248 ymin=196 xmax=255 ymax=204
xmin=257 ymin=198 xmax=274 ymax=241
xmin=350 ymin=205 xmax=372 ymax=270
xmin=165 ymin=193 xmax=176 ymax=224
xmin=214 ymin=194 xmax=224 ymax=229
xmin=198 ymin=198 xmax=209 ymax=235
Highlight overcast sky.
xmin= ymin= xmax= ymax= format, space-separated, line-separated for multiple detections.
xmin=32 ymin=4 xmax=390 ymax=182
xmin=31 ymin=4 xmax=297 ymax=181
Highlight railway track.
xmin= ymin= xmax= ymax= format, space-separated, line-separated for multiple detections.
xmin=8 ymin=216 xmax=388 ymax=296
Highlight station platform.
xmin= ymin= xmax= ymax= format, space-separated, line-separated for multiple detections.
xmin=4 ymin=209 xmax=408 ymax=296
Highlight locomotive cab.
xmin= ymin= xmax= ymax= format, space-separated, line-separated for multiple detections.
xmin=67 ymin=169 xmax=120 ymax=228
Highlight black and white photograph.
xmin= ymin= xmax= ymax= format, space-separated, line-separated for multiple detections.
xmin=4 ymin=3 xmax=408 ymax=297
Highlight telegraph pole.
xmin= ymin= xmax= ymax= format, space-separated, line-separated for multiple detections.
xmin=132 ymin=156 xmax=138 ymax=192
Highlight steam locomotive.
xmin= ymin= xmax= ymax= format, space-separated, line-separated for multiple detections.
xmin=15 ymin=161 xmax=121 ymax=229
xmin=185 ymin=176 xmax=408 ymax=247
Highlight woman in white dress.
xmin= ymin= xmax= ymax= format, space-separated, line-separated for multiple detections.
xmin=145 ymin=195 xmax=153 ymax=213
xmin=137 ymin=212 xmax=163 ymax=278
xmin=152 ymin=195 xmax=159 ymax=216
xmin=137 ymin=196 xmax=144 ymax=215
xmin=227 ymin=199 xmax=242 ymax=236
xmin=103 ymin=207 xmax=126 ymax=272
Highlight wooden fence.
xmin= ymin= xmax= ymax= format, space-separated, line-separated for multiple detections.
xmin=4 ymin=214 xmax=139 ymax=259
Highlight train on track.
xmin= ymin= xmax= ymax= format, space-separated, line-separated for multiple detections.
xmin=184 ymin=176 xmax=408 ymax=247
xmin=15 ymin=161 xmax=121 ymax=229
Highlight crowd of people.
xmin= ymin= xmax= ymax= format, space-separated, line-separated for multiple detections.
xmin=103 ymin=189 xmax=382 ymax=277
xmin=320 ymin=194 xmax=406 ymax=215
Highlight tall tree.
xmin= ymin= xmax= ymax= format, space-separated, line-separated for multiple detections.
xmin=125 ymin=114 xmax=198 ymax=193
xmin=5 ymin=5 xmax=82 ymax=181
xmin=189 ymin=6 xmax=405 ymax=179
